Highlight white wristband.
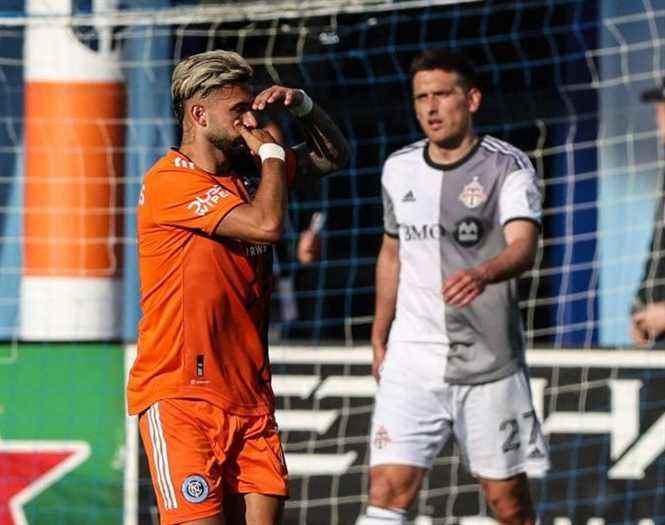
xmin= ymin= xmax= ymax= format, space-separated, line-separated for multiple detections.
xmin=258 ymin=143 xmax=286 ymax=163
xmin=288 ymin=89 xmax=314 ymax=117
xmin=309 ymin=211 xmax=327 ymax=233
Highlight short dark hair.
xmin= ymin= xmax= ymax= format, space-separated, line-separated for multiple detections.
xmin=409 ymin=49 xmax=478 ymax=91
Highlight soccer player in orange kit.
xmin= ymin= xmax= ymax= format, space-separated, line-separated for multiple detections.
xmin=127 ymin=50 xmax=349 ymax=525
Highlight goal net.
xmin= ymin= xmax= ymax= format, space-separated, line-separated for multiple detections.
xmin=0 ymin=0 xmax=662 ymax=524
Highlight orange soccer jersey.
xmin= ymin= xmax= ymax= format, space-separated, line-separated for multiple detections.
xmin=127 ymin=149 xmax=293 ymax=417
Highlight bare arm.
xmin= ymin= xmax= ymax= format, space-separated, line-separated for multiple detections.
xmin=371 ymin=234 xmax=400 ymax=381
xmin=214 ymin=122 xmax=287 ymax=244
xmin=443 ymin=220 xmax=538 ymax=308
xmin=477 ymin=220 xmax=538 ymax=283
xmin=297 ymin=212 xmax=326 ymax=264
xmin=292 ymin=103 xmax=350 ymax=176
xmin=252 ymin=87 xmax=350 ymax=177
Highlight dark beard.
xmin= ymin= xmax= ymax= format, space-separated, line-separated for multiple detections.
xmin=210 ymin=134 xmax=247 ymax=155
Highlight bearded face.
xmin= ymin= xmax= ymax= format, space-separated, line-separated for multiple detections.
xmin=201 ymin=83 xmax=257 ymax=154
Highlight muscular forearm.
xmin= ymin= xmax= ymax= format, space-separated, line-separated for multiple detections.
xmin=295 ymin=103 xmax=350 ymax=175
xmin=475 ymin=236 xmax=536 ymax=284
xmin=372 ymin=243 xmax=399 ymax=344
xmin=443 ymin=221 xmax=538 ymax=308
xmin=250 ymin=157 xmax=287 ymax=240
xmin=217 ymin=157 xmax=287 ymax=244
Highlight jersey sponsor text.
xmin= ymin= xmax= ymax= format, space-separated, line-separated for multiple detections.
xmin=187 ymin=185 xmax=231 ymax=217
xmin=400 ymin=223 xmax=445 ymax=241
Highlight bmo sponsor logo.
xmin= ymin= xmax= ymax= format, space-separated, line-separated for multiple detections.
xmin=187 ymin=185 xmax=230 ymax=216
xmin=400 ymin=223 xmax=445 ymax=241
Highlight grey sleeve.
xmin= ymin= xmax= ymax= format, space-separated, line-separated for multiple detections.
xmin=382 ymin=185 xmax=399 ymax=237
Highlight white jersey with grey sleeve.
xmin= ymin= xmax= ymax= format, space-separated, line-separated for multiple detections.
xmin=381 ymin=135 xmax=542 ymax=384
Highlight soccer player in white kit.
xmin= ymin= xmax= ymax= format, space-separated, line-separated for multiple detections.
xmin=357 ymin=50 xmax=549 ymax=525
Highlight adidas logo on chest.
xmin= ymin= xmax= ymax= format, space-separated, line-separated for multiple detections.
xmin=402 ymin=190 xmax=415 ymax=202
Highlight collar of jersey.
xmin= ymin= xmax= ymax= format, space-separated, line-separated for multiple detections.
xmin=422 ymin=134 xmax=483 ymax=171
xmin=169 ymin=147 xmax=235 ymax=178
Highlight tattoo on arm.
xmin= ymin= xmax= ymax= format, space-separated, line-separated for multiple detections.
xmin=293 ymin=104 xmax=350 ymax=177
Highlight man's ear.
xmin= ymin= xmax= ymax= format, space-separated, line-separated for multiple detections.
xmin=467 ymin=87 xmax=482 ymax=115
xmin=190 ymin=104 xmax=206 ymax=126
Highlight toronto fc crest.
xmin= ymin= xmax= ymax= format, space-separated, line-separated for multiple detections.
xmin=458 ymin=176 xmax=487 ymax=208
xmin=373 ymin=425 xmax=392 ymax=450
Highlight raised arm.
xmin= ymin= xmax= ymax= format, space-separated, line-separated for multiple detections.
xmin=252 ymin=87 xmax=350 ymax=177
xmin=371 ymin=234 xmax=400 ymax=381
xmin=214 ymin=122 xmax=287 ymax=244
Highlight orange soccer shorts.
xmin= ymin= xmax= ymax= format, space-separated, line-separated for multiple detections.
xmin=138 ymin=398 xmax=288 ymax=525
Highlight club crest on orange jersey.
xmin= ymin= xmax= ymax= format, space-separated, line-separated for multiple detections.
xmin=458 ymin=176 xmax=487 ymax=208
xmin=182 ymin=475 xmax=209 ymax=503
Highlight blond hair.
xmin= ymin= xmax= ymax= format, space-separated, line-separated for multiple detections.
xmin=171 ymin=50 xmax=253 ymax=122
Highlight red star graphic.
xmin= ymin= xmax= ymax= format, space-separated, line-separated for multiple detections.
xmin=0 ymin=441 xmax=90 ymax=525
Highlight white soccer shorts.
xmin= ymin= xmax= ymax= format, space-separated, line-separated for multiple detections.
xmin=369 ymin=341 xmax=550 ymax=479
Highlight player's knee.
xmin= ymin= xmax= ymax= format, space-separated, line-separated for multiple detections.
xmin=486 ymin=491 xmax=534 ymax=524
xmin=483 ymin=476 xmax=535 ymax=525
xmin=368 ymin=475 xmax=399 ymax=507
xmin=490 ymin=498 xmax=533 ymax=524
xmin=241 ymin=494 xmax=284 ymax=525
xmin=368 ymin=468 xmax=421 ymax=509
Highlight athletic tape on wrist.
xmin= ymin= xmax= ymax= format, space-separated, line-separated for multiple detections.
xmin=288 ymin=89 xmax=314 ymax=117
xmin=309 ymin=211 xmax=327 ymax=233
xmin=258 ymin=143 xmax=286 ymax=163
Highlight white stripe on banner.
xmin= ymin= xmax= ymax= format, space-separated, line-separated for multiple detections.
xmin=147 ymin=405 xmax=178 ymax=510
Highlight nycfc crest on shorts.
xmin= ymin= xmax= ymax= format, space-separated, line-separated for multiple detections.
xmin=182 ymin=475 xmax=209 ymax=503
